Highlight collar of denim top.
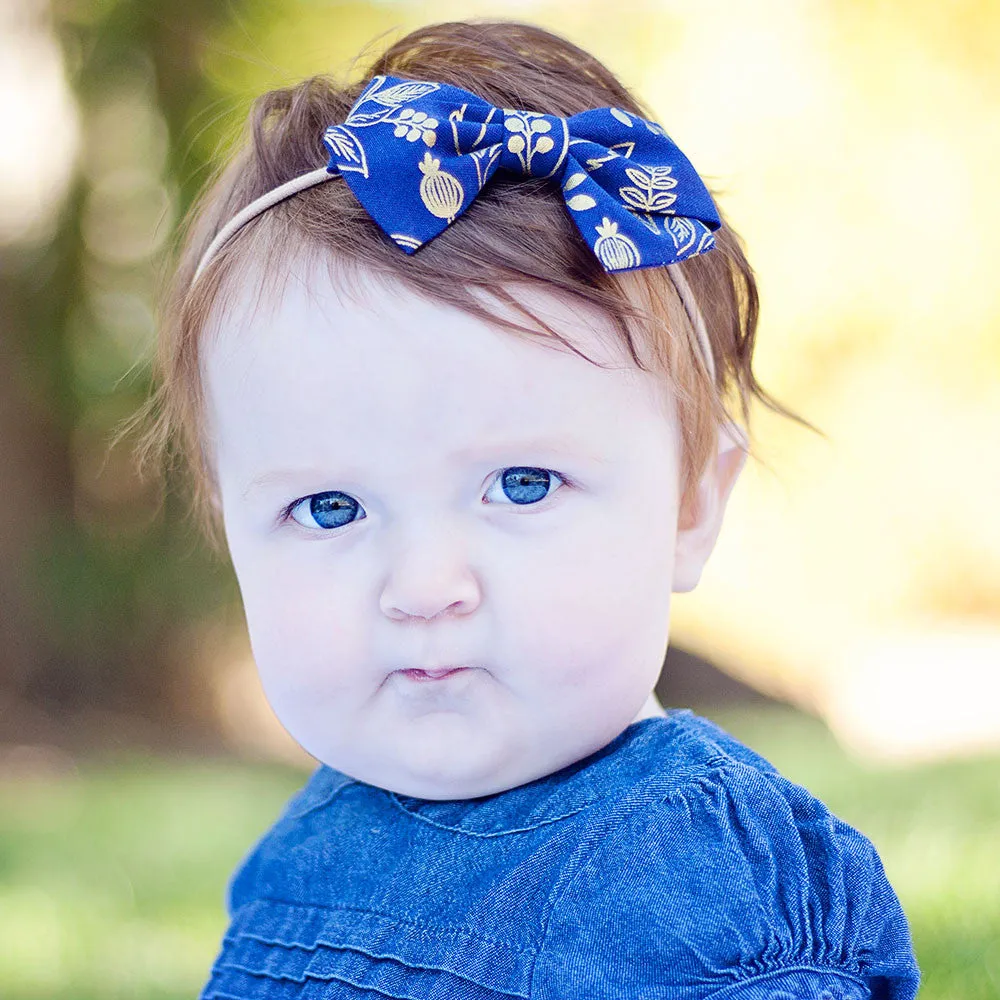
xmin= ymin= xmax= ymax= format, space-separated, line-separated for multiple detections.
xmin=205 ymin=708 xmax=920 ymax=1000
xmin=282 ymin=712 xmax=734 ymax=836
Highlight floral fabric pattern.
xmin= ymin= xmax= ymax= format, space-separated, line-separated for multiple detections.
xmin=321 ymin=74 xmax=722 ymax=271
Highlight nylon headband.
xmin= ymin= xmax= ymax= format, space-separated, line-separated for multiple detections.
xmin=192 ymin=166 xmax=716 ymax=384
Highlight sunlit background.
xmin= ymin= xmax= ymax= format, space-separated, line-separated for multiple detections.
xmin=1 ymin=0 xmax=998 ymax=996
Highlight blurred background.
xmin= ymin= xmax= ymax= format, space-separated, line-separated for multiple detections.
xmin=0 ymin=0 xmax=997 ymax=996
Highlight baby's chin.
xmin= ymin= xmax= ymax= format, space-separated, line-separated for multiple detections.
xmin=304 ymin=712 xmax=549 ymax=801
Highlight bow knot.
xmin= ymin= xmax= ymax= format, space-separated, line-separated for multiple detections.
xmin=497 ymin=109 xmax=568 ymax=177
xmin=322 ymin=74 xmax=721 ymax=271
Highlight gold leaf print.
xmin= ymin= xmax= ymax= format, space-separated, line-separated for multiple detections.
xmin=625 ymin=165 xmax=676 ymax=191
xmin=346 ymin=109 xmax=397 ymax=127
xmin=356 ymin=74 xmax=386 ymax=102
xmin=610 ymin=108 xmax=634 ymax=127
xmin=563 ymin=172 xmax=587 ymax=191
xmin=502 ymin=110 xmax=557 ymax=173
xmin=567 ymin=193 xmax=597 ymax=211
xmin=346 ymin=79 xmax=441 ymax=128
xmin=620 ymin=186 xmax=678 ymax=213
xmin=392 ymin=108 xmax=438 ymax=145
xmin=371 ymin=81 xmax=440 ymax=107
xmin=322 ymin=126 xmax=369 ymax=178
xmin=594 ymin=217 xmax=641 ymax=270
xmin=418 ymin=151 xmax=464 ymax=221
xmin=619 ymin=163 xmax=678 ymax=213
xmin=666 ymin=217 xmax=696 ymax=254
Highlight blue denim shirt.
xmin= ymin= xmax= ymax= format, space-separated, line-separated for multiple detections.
xmin=200 ymin=710 xmax=920 ymax=999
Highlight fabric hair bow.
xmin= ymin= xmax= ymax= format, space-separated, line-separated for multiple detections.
xmin=320 ymin=74 xmax=721 ymax=272
xmin=190 ymin=73 xmax=724 ymax=377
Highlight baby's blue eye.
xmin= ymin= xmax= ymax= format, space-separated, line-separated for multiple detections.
xmin=484 ymin=467 xmax=565 ymax=506
xmin=288 ymin=491 xmax=363 ymax=530
xmin=285 ymin=467 xmax=565 ymax=532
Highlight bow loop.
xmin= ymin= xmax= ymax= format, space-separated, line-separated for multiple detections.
xmin=322 ymin=74 xmax=721 ymax=270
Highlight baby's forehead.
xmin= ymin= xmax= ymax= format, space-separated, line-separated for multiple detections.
xmin=206 ymin=248 xmax=645 ymax=378
xmin=201 ymin=254 xmax=678 ymax=472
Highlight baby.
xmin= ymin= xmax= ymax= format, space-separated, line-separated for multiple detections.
xmin=141 ymin=18 xmax=920 ymax=1000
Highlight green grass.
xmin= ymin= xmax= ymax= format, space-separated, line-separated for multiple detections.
xmin=0 ymin=706 xmax=997 ymax=998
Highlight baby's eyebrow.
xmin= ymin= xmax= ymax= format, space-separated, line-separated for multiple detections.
xmin=447 ymin=437 xmax=612 ymax=467
xmin=241 ymin=441 xmax=611 ymax=499
xmin=242 ymin=469 xmax=334 ymax=500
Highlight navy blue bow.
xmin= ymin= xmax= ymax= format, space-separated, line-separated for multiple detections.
xmin=321 ymin=75 xmax=721 ymax=272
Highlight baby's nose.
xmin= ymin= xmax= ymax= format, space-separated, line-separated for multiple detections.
xmin=378 ymin=524 xmax=481 ymax=622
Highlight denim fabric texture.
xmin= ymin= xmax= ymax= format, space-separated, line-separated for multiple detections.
xmin=199 ymin=710 xmax=921 ymax=999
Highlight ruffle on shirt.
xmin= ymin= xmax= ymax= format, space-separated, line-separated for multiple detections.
xmin=530 ymin=717 xmax=920 ymax=1000
xmin=200 ymin=897 xmax=535 ymax=1000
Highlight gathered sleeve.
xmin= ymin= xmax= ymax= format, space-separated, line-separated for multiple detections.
xmin=530 ymin=757 xmax=920 ymax=1000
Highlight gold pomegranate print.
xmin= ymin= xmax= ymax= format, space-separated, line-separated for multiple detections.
xmin=594 ymin=217 xmax=641 ymax=270
xmin=619 ymin=165 xmax=677 ymax=213
xmin=503 ymin=110 xmax=556 ymax=174
xmin=418 ymin=151 xmax=464 ymax=221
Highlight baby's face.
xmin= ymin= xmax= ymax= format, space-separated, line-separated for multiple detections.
xmin=203 ymin=255 xmax=685 ymax=800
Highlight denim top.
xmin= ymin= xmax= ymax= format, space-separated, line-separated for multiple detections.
xmin=200 ymin=710 xmax=920 ymax=1000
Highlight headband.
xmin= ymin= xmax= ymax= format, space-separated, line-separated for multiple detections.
xmin=194 ymin=74 xmax=721 ymax=382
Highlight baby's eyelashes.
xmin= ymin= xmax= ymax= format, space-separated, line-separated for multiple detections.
xmin=287 ymin=491 xmax=362 ymax=531
xmin=482 ymin=467 xmax=566 ymax=506
xmin=282 ymin=466 xmax=568 ymax=532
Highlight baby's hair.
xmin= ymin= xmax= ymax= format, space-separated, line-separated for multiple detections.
xmin=131 ymin=18 xmax=813 ymax=549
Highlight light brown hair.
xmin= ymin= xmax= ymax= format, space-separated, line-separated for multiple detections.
xmin=133 ymin=18 xmax=812 ymax=549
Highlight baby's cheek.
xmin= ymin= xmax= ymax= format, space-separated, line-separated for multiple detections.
xmin=243 ymin=572 xmax=367 ymax=691
xmin=511 ymin=575 xmax=624 ymax=682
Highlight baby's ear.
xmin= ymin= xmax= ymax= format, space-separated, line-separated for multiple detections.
xmin=672 ymin=422 xmax=748 ymax=593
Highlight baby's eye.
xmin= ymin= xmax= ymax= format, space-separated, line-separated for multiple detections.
xmin=287 ymin=491 xmax=364 ymax=531
xmin=484 ymin=466 xmax=566 ymax=506
xmin=284 ymin=468 xmax=565 ymax=532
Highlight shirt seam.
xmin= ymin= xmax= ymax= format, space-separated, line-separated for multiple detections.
xmin=233 ymin=894 xmax=539 ymax=956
